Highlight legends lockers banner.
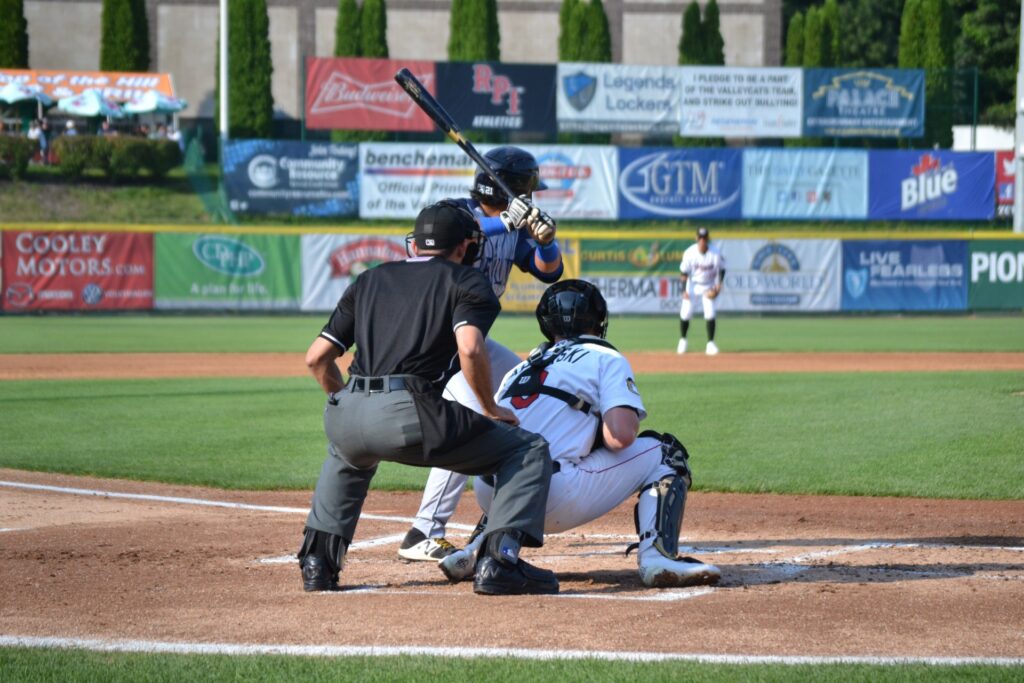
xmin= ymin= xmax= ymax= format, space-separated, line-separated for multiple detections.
xmin=557 ymin=63 xmax=684 ymax=134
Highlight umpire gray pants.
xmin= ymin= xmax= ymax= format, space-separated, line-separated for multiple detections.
xmin=305 ymin=382 xmax=551 ymax=547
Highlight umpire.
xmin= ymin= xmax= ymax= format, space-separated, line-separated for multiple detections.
xmin=298 ymin=200 xmax=558 ymax=596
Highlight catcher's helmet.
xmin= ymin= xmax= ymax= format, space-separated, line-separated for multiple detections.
xmin=536 ymin=279 xmax=609 ymax=342
xmin=471 ymin=146 xmax=548 ymax=205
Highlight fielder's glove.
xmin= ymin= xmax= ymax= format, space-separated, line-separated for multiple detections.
xmin=498 ymin=195 xmax=532 ymax=232
xmin=705 ymin=285 xmax=721 ymax=300
xmin=526 ymin=207 xmax=557 ymax=246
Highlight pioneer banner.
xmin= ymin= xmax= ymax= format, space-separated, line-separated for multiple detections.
xmin=557 ymin=63 xmax=683 ymax=134
xmin=305 ymin=57 xmax=436 ymax=131
xmin=678 ymin=67 xmax=802 ymax=138
xmin=804 ymin=68 xmax=924 ymax=138
xmin=969 ymin=239 xmax=1024 ymax=310
xmin=436 ymin=62 xmax=556 ymax=134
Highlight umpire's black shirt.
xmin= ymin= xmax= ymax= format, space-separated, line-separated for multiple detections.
xmin=318 ymin=256 xmax=501 ymax=457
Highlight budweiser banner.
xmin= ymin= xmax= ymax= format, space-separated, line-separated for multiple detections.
xmin=435 ymin=62 xmax=557 ymax=134
xmin=305 ymin=57 xmax=436 ymax=131
xmin=0 ymin=68 xmax=175 ymax=101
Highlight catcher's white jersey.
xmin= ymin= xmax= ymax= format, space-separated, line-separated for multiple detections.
xmin=496 ymin=336 xmax=647 ymax=464
xmin=679 ymin=244 xmax=725 ymax=287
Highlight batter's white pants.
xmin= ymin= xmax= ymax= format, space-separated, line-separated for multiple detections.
xmin=680 ymin=283 xmax=716 ymax=321
xmin=410 ymin=338 xmax=523 ymax=538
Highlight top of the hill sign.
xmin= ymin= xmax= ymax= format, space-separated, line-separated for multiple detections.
xmin=0 ymin=69 xmax=176 ymax=102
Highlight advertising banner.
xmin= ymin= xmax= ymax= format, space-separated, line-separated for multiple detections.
xmin=2 ymin=231 xmax=153 ymax=311
xmin=743 ymin=149 xmax=868 ymax=219
xmin=868 ymin=151 xmax=995 ymax=221
xmin=995 ymin=150 xmax=1014 ymax=218
xmin=0 ymin=68 xmax=175 ymax=100
xmin=436 ymin=62 xmax=556 ymax=134
xmin=557 ymin=63 xmax=683 ymax=134
xmin=222 ymin=140 xmax=358 ymax=216
xmin=841 ymin=240 xmax=967 ymax=311
xmin=582 ymin=275 xmax=685 ymax=314
xmin=678 ymin=67 xmax=802 ymax=138
xmin=968 ymin=240 xmax=1024 ymax=310
xmin=617 ymin=148 xmax=741 ymax=220
xmin=580 ymin=238 xmax=690 ymax=276
xmin=154 ymin=233 xmax=301 ymax=309
xmin=803 ymin=68 xmax=924 ymax=138
xmin=300 ymin=234 xmax=409 ymax=311
xmin=718 ymin=239 xmax=841 ymax=312
xmin=305 ymin=57 xmax=436 ymax=131
xmin=501 ymin=238 xmax=582 ymax=313
xmin=532 ymin=145 xmax=618 ymax=220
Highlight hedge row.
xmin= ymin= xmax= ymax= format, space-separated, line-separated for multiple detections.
xmin=51 ymin=136 xmax=182 ymax=180
xmin=0 ymin=136 xmax=35 ymax=180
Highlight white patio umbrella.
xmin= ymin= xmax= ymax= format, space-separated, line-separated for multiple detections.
xmin=57 ymin=89 xmax=125 ymax=118
xmin=123 ymin=90 xmax=188 ymax=114
xmin=0 ymin=82 xmax=55 ymax=118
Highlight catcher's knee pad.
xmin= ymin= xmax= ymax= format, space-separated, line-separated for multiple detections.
xmin=298 ymin=527 xmax=348 ymax=575
xmin=638 ymin=430 xmax=692 ymax=488
xmin=631 ymin=475 xmax=688 ymax=560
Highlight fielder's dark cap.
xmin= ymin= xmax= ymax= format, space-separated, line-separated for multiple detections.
xmin=696 ymin=227 xmax=710 ymax=239
xmin=413 ymin=201 xmax=479 ymax=250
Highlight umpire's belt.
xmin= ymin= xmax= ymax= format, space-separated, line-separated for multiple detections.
xmin=347 ymin=375 xmax=411 ymax=394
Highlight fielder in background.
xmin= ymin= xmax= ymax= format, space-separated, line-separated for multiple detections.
xmin=398 ymin=146 xmax=564 ymax=563
xmin=439 ymin=280 xmax=721 ymax=588
xmin=677 ymin=226 xmax=726 ymax=356
xmin=299 ymin=201 xmax=558 ymax=596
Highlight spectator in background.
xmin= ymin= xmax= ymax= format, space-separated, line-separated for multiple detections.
xmin=167 ymin=125 xmax=183 ymax=153
xmin=39 ymin=119 xmax=51 ymax=165
xmin=98 ymin=120 xmax=116 ymax=136
xmin=64 ymin=120 xmax=78 ymax=136
xmin=27 ymin=120 xmax=41 ymax=161
xmin=149 ymin=124 xmax=167 ymax=140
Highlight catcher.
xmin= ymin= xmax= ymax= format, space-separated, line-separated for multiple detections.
xmin=439 ymin=280 xmax=721 ymax=588
xmin=398 ymin=146 xmax=564 ymax=562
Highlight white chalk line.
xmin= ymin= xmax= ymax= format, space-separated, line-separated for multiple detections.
xmin=1 ymin=635 xmax=1022 ymax=667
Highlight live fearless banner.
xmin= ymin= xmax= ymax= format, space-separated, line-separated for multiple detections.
xmin=436 ymin=62 xmax=556 ymax=135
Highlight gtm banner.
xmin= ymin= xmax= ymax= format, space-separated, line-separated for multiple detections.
xmin=617 ymin=148 xmax=741 ymax=220
xmin=841 ymin=240 xmax=967 ymax=311
xmin=557 ymin=63 xmax=683 ymax=134
xmin=222 ymin=140 xmax=358 ymax=216
xmin=868 ymin=151 xmax=995 ymax=221
xmin=804 ymin=68 xmax=924 ymax=138
xmin=743 ymin=149 xmax=868 ymax=219
xmin=436 ymin=62 xmax=556 ymax=134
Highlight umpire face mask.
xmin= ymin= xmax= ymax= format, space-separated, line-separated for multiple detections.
xmin=461 ymin=231 xmax=485 ymax=265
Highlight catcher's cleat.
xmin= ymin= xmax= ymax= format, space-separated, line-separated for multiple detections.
xmin=639 ymin=555 xmax=720 ymax=588
xmin=705 ymin=340 xmax=719 ymax=356
xmin=439 ymin=547 xmax=477 ymax=583
xmin=473 ymin=556 xmax=559 ymax=595
xmin=398 ymin=527 xmax=459 ymax=562
xmin=300 ymin=555 xmax=341 ymax=592
xmin=676 ymin=338 xmax=687 ymax=354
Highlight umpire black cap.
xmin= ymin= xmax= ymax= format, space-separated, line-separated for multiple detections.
xmin=413 ymin=200 xmax=480 ymax=250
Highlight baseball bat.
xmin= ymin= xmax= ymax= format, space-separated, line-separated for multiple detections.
xmin=394 ymin=67 xmax=518 ymax=201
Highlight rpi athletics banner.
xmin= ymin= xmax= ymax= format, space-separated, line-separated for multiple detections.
xmin=743 ymin=149 xmax=868 ymax=219
xmin=305 ymin=57 xmax=436 ymax=131
xmin=557 ymin=63 xmax=683 ymax=134
xmin=2 ymin=231 xmax=152 ymax=311
xmin=222 ymin=140 xmax=358 ymax=216
xmin=617 ymin=148 xmax=742 ymax=220
xmin=969 ymin=240 xmax=1024 ymax=310
xmin=842 ymin=240 xmax=967 ymax=312
xmin=300 ymin=234 xmax=409 ymax=311
xmin=717 ymin=239 xmax=841 ymax=312
xmin=678 ymin=67 xmax=802 ymax=138
xmin=867 ymin=151 xmax=995 ymax=221
xmin=436 ymin=62 xmax=556 ymax=135
xmin=804 ymin=68 xmax=924 ymax=138
xmin=154 ymin=233 xmax=301 ymax=309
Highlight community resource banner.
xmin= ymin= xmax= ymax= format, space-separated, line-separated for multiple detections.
xmin=305 ymin=57 xmax=436 ymax=131
xmin=1 ymin=230 xmax=153 ymax=311
xmin=969 ymin=240 xmax=1024 ymax=310
xmin=804 ymin=69 xmax=924 ymax=138
xmin=0 ymin=68 xmax=175 ymax=100
xmin=867 ymin=151 xmax=995 ymax=221
xmin=436 ymin=62 xmax=556 ymax=134
xmin=743 ymin=149 xmax=868 ymax=219
xmin=678 ymin=67 xmax=802 ymax=138
xmin=617 ymin=148 xmax=741 ymax=220
xmin=841 ymin=240 xmax=967 ymax=311
xmin=557 ymin=63 xmax=683 ymax=134
xmin=717 ymin=239 xmax=841 ymax=312
xmin=154 ymin=233 xmax=301 ymax=309
xmin=222 ymin=140 xmax=358 ymax=216
xmin=300 ymin=234 xmax=409 ymax=311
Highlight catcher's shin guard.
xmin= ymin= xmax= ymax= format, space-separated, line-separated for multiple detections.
xmin=298 ymin=527 xmax=348 ymax=592
xmin=630 ymin=475 xmax=688 ymax=559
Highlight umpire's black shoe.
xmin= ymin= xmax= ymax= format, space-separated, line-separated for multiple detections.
xmin=300 ymin=555 xmax=340 ymax=592
xmin=473 ymin=556 xmax=559 ymax=596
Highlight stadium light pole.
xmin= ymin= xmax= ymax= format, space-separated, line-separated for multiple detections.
xmin=1014 ymin=0 xmax=1024 ymax=232
xmin=219 ymin=0 xmax=229 ymax=142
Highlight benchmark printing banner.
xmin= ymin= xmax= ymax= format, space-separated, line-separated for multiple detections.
xmin=305 ymin=57 xmax=436 ymax=131
xmin=1 ymin=231 xmax=153 ymax=311
xmin=868 ymin=151 xmax=995 ymax=221
xmin=841 ymin=240 xmax=967 ymax=312
xmin=222 ymin=140 xmax=359 ymax=216
xmin=557 ymin=63 xmax=683 ymax=134
xmin=803 ymin=68 xmax=925 ymax=138
xmin=743 ymin=149 xmax=868 ymax=219
xmin=617 ymin=148 xmax=742 ymax=220
xmin=436 ymin=62 xmax=556 ymax=135
xmin=717 ymin=239 xmax=841 ymax=312
xmin=301 ymin=234 xmax=409 ymax=311
xmin=678 ymin=67 xmax=802 ymax=138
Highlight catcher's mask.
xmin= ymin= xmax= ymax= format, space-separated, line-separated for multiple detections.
xmin=471 ymin=146 xmax=548 ymax=207
xmin=536 ymin=279 xmax=609 ymax=342
xmin=406 ymin=199 xmax=485 ymax=265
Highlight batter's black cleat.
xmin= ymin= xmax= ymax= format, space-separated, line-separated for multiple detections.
xmin=300 ymin=555 xmax=340 ymax=592
xmin=473 ymin=556 xmax=559 ymax=596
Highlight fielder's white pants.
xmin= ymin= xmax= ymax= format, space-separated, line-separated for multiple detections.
xmin=410 ymin=338 xmax=523 ymax=538
xmin=680 ymin=283 xmax=716 ymax=321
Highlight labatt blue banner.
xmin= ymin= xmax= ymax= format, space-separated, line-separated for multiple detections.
xmin=868 ymin=150 xmax=995 ymax=221
xmin=804 ymin=68 xmax=924 ymax=138
xmin=617 ymin=148 xmax=741 ymax=219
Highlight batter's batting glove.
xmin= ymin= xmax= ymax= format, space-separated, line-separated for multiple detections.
xmin=499 ymin=195 xmax=532 ymax=232
xmin=526 ymin=208 xmax=556 ymax=246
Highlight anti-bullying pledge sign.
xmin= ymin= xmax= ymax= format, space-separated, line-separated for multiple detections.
xmin=305 ymin=57 xmax=436 ymax=131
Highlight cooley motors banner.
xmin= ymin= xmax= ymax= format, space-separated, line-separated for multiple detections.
xmin=2 ymin=231 xmax=153 ymax=311
xmin=679 ymin=67 xmax=802 ymax=138
xmin=436 ymin=62 xmax=556 ymax=135
xmin=804 ymin=68 xmax=924 ymax=138
xmin=557 ymin=63 xmax=683 ymax=134
xmin=305 ymin=58 xmax=436 ymax=131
